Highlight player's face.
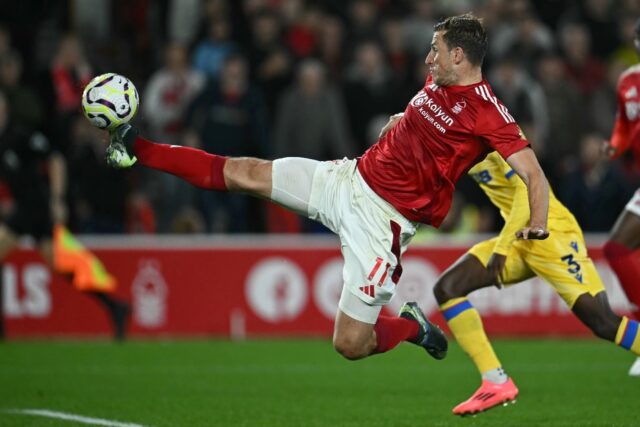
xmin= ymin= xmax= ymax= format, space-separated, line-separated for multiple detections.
xmin=425 ymin=31 xmax=455 ymax=86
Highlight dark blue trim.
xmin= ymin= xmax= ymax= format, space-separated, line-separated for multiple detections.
xmin=442 ymin=300 xmax=474 ymax=321
xmin=621 ymin=320 xmax=639 ymax=350
xmin=505 ymin=169 xmax=516 ymax=179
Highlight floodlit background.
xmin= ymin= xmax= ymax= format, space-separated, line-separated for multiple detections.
xmin=3 ymin=0 xmax=639 ymax=235
xmin=1 ymin=1 xmax=639 ymax=426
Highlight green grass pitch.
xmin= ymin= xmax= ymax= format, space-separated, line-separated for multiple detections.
xmin=0 ymin=339 xmax=637 ymax=426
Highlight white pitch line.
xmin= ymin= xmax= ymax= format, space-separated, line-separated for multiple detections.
xmin=4 ymin=408 xmax=150 ymax=427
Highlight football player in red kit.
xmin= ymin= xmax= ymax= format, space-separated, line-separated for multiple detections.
xmin=105 ymin=15 xmax=549 ymax=364
xmin=602 ymin=18 xmax=640 ymax=377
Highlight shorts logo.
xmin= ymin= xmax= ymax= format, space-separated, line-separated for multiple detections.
xmin=570 ymin=241 xmax=579 ymax=253
xmin=359 ymin=285 xmax=376 ymax=297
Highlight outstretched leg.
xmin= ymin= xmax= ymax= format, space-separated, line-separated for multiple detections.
xmin=107 ymin=124 xmax=273 ymax=197
xmin=433 ymin=252 xmax=524 ymax=415
xmin=333 ymin=290 xmax=446 ymax=360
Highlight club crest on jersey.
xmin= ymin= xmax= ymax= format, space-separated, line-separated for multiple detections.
xmin=452 ymin=100 xmax=466 ymax=114
xmin=624 ymin=86 xmax=637 ymax=99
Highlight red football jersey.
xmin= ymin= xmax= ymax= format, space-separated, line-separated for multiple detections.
xmin=358 ymin=76 xmax=529 ymax=226
xmin=610 ymin=64 xmax=640 ymax=164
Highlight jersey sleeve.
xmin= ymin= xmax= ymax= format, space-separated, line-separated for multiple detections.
xmin=609 ymin=75 xmax=632 ymax=157
xmin=475 ymin=102 xmax=530 ymax=160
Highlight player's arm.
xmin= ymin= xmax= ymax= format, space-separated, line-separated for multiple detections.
xmin=494 ymin=178 xmax=530 ymax=254
xmin=49 ymin=150 xmax=68 ymax=225
xmin=505 ymin=147 xmax=549 ymax=240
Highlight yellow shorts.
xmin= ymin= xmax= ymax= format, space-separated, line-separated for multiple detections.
xmin=468 ymin=230 xmax=605 ymax=308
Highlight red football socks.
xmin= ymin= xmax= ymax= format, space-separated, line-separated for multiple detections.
xmin=604 ymin=241 xmax=640 ymax=319
xmin=133 ymin=136 xmax=228 ymax=190
xmin=373 ymin=315 xmax=420 ymax=353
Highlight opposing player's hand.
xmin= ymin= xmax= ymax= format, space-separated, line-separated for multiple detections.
xmin=378 ymin=113 xmax=404 ymax=139
xmin=487 ymin=253 xmax=507 ymax=289
xmin=515 ymin=226 xmax=549 ymax=240
xmin=601 ymin=140 xmax=616 ymax=158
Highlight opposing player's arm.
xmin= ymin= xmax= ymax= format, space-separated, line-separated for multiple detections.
xmin=505 ymin=148 xmax=549 ymax=240
xmin=494 ymin=177 xmax=530 ymax=254
xmin=378 ymin=113 xmax=404 ymax=139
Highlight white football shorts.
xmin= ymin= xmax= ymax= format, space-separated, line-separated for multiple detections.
xmin=271 ymin=157 xmax=417 ymax=324
xmin=624 ymin=188 xmax=640 ymax=217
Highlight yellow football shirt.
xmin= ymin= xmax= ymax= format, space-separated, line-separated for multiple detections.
xmin=467 ymin=151 xmax=580 ymax=255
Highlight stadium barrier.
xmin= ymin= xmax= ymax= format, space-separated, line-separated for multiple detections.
xmin=3 ymin=234 xmax=631 ymax=338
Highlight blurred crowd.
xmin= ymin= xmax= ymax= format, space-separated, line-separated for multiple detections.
xmin=1 ymin=0 xmax=639 ymax=235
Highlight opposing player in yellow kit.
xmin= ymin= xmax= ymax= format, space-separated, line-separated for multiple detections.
xmin=432 ymin=151 xmax=640 ymax=416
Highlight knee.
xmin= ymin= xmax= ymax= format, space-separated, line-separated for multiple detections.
xmin=333 ymin=334 xmax=368 ymax=361
xmin=225 ymin=158 xmax=271 ymax=195
xmin=433 ymin=277 xmax=464 ymax=305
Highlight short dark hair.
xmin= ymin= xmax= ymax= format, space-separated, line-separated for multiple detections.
xmin=434 ymin=14 xmax=488 ymax=66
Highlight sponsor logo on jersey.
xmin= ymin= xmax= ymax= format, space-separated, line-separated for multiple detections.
xmin=410 ymin=89 xmax=455 ymax=133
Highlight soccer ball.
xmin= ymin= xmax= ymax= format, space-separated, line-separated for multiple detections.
xmin=81 ymin=73 xmax=139 ymax=130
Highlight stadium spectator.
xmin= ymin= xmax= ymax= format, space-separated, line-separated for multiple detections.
xmin=45 ymin=34 xmax=93 ymax=153
xmin=588 ymin=58 xmax=628 ymax=138
xmin=0 ymin=50 xmax=43 ymax=130
xmin=317 ymin=15 xmax=348 ymax=82
xmin=273 ymin=59 xmax=354 ymax=159
xmin=561 ymin=0 xmax=619 ymax=59
xmin=185 ymin=53 xmax=269 ymax=232
xmin=343 ymin=41 xmax=401 ymax=152
xmin=248 ymin=9 xmax=293 ymax=120
xmin=488 ymin=55 xmax=548 ymax=156
xmin=347 ymin=0 xmax=380 ymax=43
xmin=192 ymin=17 xmax=237 ymax=79
xmin=558 ymin=133 xmax=632 ymax=232
xmin=535 ymin=50 xmax=585 ymax=181
xmin=403 ymin=0 xmax=437 ymax=58
xmin=142 ymin=42 xmax=205 ymax=232
xmin=559 ymin=22 xmax=606 ymax=96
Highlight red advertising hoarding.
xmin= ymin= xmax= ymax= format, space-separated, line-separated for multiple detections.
xmin=3 ymin=236 xmax=631 ymax=338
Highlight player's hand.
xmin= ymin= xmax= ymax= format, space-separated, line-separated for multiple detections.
xmin=50 ymin=197 xmax=68 ymax=225
xmin=601 ymin=140 xmax=616 ymax=158
xmin=487 ymin=253 xmax=507 ymax=289
xmin=378 ymin=113 xmax=404 ymax=139
xmin=515 ymin=226 xmax=549 ymax=240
